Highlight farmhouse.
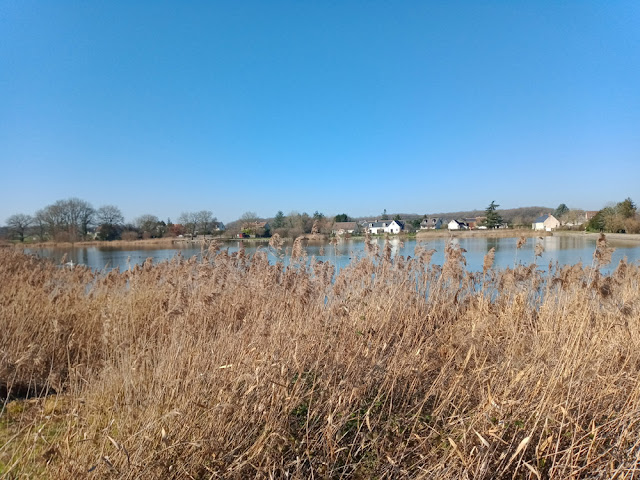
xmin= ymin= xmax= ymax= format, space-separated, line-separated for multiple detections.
xmin=447 ymin=219 xmax=469 ymax=230
xmin=332 ymin=222 xmax=359 ymax=235
xmin=365 ymin=220 xmax=405 ymax=235
xmin=463 ymin=218 xmax=478 ymax=229
xmin=532 ymin=214 xmax=560 ymax=231
xmin=420 ymin=217 xmax=443 ymax=230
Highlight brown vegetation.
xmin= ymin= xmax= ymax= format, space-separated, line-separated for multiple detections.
xmin=416 ymin=228 xmax=552 ymax=240
xmin=21 ymin=237 xmax=178 ymax=249
xmin=1 ymin=240 xmax=640 ymax=478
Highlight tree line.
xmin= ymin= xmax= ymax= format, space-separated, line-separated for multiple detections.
xmin=4 ymin=198 xmax=220 ymax=242
xmin=585 ymin=198 xmax=639 ymax=233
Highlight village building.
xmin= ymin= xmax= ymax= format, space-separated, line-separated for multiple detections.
xmin=463 ymin=218 xmax=478 ymax=229
xmin=532 ymin=214 xmax=560 ymax=231
xmin=585 ymin=211 xmax=599 ymax=222
xmin=447 ymin=219 xmax=469 ymax=230
xmin=364 ymin=220 xmax=405 ymax=235
xmin=419 ymin=217 xmax=443 ymax=229
xmin=332 ymin=222 xmax=359 ymax=235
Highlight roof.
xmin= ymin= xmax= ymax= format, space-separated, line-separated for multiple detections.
xmin=333 ymin=222 xmax=357 ymax=230
xmin=534 ymin=214 xmax=550 ymax=223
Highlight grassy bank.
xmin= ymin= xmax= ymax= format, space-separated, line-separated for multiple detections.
xmin=416 ymin=228 xmax=552 ymax=240
xmin=554 ymin=230 xmax=640 ymax=245
xmin=1 ymin=237 xmax=639 ymax=478
xmin=18 ymin=237 xmax=180 ymax=248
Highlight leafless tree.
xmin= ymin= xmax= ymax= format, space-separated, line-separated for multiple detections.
xmin=33 ymin=209 xmax=49 ymax=240
xmin=178 ymin=212 xmax=198 ymax=237
xmin=6 ymin=214 xmax=33 ymax=242
xmin=37 ymin=198 xmax=95 ymax=241
xmin=195 ymin=210 xmax=217 ymax=235
xmin=240 ymin=211 xmax=259 ymax=223
xmin=96 ymin=205 xmax=124 ymax=226
xmin=135 ymin=214 xmax=161 ymax=238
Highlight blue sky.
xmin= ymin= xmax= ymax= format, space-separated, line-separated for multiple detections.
xmin=1 ymin=1 xmax=639 ymax=224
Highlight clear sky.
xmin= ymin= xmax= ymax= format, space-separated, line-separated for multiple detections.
xmin=1 ymin=1 xmax=639 ymax=224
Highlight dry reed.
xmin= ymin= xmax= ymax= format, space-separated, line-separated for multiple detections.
xmin=1 ymin=236 xmax=640 ymax=479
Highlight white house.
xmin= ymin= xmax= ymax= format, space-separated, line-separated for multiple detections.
xmin=448 ymin=219 xmax=469 ymax=230
xmin=365 ymin=220 xmax=405 ymax=234
xmin=532 ymin=214 xmax=560 ymax=231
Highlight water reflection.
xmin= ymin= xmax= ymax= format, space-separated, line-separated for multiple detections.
xmin=24 ymin=236 xmax=640 ymax=274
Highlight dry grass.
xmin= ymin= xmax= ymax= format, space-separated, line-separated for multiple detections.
xmin=17 ymin=237 xmax=181 ymax=250
xmin=1 ymin=239 xmax=640 ymax=478
xmin=416 ymin=229 xmax=552 ymax=240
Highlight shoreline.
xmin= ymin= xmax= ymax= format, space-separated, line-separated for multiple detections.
xmin=553 ymin=230 xmax=640 ymax=244
xmin=416 ymin=228 xmax=552 ymax=240
xmin=10 ymin=230 xmax=640 ymax=249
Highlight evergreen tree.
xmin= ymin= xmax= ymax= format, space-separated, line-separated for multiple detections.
xmin=616 ymin=198 xmax=636 ymax=218
xmin=334 ymin=213 xmax=349 ymax=222
xmin=554 ymin=203 xmax=569 ymax=218
xmin=273 ymin=210 xmax=286 ymax=229
xmin=483 ymin=201 xmax=503 ymax=229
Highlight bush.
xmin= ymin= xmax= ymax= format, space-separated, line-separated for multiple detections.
xmin=625 ymin=218 xmax=640 ymax=234
xmin=121 ymin=230 xmax=139 ymax=241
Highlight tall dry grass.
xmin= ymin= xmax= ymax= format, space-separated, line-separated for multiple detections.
xmin=1 ymin=239 xmax=639 ymax=478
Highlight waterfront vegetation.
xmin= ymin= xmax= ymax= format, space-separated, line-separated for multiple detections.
xmin=1 ymin=235 xmax=640 ymax=478
xmin=4 ymin=197 xmax=638 ymax=245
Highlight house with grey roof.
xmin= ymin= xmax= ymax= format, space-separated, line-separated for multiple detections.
xmin=532 ymin=214 xmax=560 ymax=231
xmin=332 ymin=222 xmax=359 ymax=235
xmin=420 ymin=217 xmax=443 ymax=230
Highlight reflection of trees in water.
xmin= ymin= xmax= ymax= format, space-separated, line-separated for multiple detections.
xmin=22 ymin=236 xmax=639 ymax=274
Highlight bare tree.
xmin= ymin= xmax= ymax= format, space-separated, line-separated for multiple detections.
xmin=38 ymin=203 xmax=65 ymax=239
xmin=195 ymin=210 xmax=216 ymax=235
xmin=96 ymin=205 xmax=125 ymax=241
xmin=240 ymin=211 xmax=259 ymax=223
xmin=76 ymin=199 xmax=95 ymax=238
xmin=135 ymin=214 xmax=161 ymax=238
xmin=38 ymin=198 xmax=95 ymax=241
xmin=6 ymin=214 xmax=33 ymax=242
xmin=33 ymin=209 xmax=49 ymax=240
xmin=96 ymin=205 xmax=124 ymax=226
xmin=178 ymin=212 xmax=198 ymax=237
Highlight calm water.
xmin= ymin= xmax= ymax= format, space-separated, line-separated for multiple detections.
xmin=24 ymin=236 xmax=640 ymax=273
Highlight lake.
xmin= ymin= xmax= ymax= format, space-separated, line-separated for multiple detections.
xmin=24 ymin=235 xmax=640 ymax=273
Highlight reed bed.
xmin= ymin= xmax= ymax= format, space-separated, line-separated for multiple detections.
xmin=1 ymin=236 xmax=639 ymax=479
